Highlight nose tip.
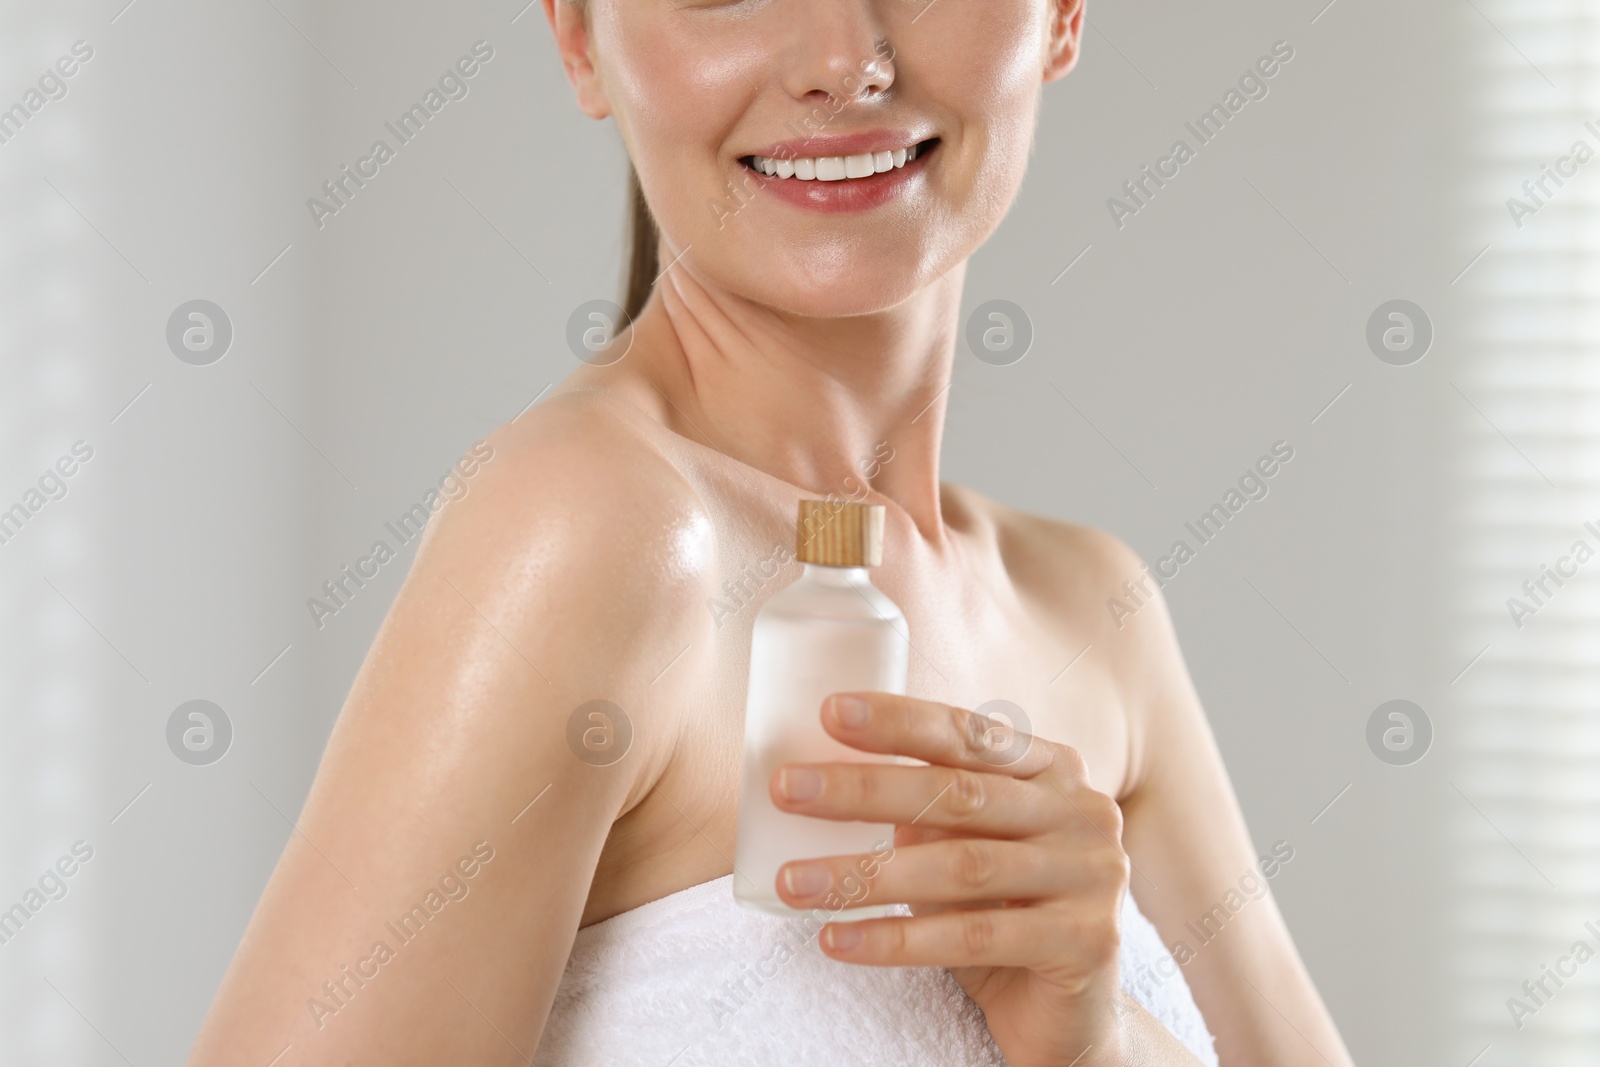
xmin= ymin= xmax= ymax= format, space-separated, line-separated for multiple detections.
xmin=785 ymin=30 xmax=895 ymax=106
xmin=845 ymin=47 xmax=894 ymax=99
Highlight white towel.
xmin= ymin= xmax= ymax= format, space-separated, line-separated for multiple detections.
xmin=533 ymin=875 xmax=1218 ymax=1066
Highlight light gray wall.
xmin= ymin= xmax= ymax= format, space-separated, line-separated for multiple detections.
xmin=1 ymin=0 xmax=316 ymax=1063
xmin=0 ymin=0 xmax=1515 ymax=1063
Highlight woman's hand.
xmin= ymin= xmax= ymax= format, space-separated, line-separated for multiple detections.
xmin=770 ymin=692 xmax=1203 ymax=1067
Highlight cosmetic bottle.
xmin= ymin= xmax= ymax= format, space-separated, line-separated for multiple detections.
xmin=733 ymin=500 xmax=910 ymax=920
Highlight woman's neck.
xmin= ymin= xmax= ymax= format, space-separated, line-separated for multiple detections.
xmin=609 ymin=259 xmax=966 ymax=545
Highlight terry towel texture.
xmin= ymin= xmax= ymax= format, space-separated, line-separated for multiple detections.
xmin=533 ymin=874 xmax=1218 ymax=1066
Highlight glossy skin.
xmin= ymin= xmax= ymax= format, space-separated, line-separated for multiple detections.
xmin=185 ymin=2 xmax=1357 ymax=1065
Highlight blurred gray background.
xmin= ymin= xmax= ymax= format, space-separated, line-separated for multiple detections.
xmin=2 ymin=0 xmax=1595 ymax=1063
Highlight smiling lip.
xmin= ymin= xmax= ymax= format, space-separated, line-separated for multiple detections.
xmin=737 ymin=130 xmax=938 ymax=214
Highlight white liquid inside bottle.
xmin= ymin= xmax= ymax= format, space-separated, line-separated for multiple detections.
xmin=733 ymin=502 xmax=910 ymax=921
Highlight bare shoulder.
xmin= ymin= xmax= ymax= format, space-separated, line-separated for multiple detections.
xmin=940 ymin=481 xmax=1186 ymax=792
xmin=941 ymin=480 xmax=1151 ymax=637
xmin=420 ymin=390 xmax=715 ymax=597
xmin=341 ymin=390 xmax=722 ymax=813
xmin=345 ymin=387 xmax=728 ymax=843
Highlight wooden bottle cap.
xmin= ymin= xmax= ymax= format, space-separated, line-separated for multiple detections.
xmin=796 ymin=500 xmax=884 ymax=567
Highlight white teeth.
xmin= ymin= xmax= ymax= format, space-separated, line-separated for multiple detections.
xmin=843 ymin=153 xmax=875 ymax=179
xmin=748 ymin=143 xmax=926 ymax=181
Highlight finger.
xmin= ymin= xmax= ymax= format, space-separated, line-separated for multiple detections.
xmin=822 ymin=692 xmax=1085 ymax=782
xmin=771 ymin=761 xmax=1056 ymax=836
xmin=776 ymin=838 xmax=1086 ymax=911
xmin=816 ymin=903 xmax=1117 ymax=972
xmin=893 ymin=822 xmax=951 ymax=848
xmin=891 ymin=822 xmax=968 ymax=913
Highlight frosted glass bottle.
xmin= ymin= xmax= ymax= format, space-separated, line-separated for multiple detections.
xmin=733 ymin=501 xmax=910 ymax=921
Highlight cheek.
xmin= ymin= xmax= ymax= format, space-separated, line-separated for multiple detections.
xmin=609 ymin=23 xmax=750 ymax=128
xmin=946 ymin=11 xmax=1047 ymax=194
xmin=597 ymin=8 xmax=757 ymax=217
xmin=884 ymin=24 xmax=1038 ymax=287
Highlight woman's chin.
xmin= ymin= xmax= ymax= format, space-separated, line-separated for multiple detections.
xmin=775 ymin=290 xmax=917 ymax=319
xmin=713 ymin=263 xmax=939 ymax=320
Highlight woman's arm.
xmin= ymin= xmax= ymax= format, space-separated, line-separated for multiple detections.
xmin=185 ymin=406 xmax=707 ymax=1065
xmin=1103 ymin=534 xmax=1355 ymax=1066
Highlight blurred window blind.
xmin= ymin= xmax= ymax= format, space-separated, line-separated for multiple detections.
xmin=1456 ymin=1 xmax=1600 ymax=1063
xmin=1 ymin=10 xmax=96 ymax=1064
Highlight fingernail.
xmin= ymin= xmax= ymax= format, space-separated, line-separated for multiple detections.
xmin=833 ymin=695 xmax=870 ymax=728
xmin=782 ymin=863 xmax=829 ymax=896
xmin=824 ymin=924 xmax=863 ymax=951
xmin=777 ymin=767 xmax=822 ymax=801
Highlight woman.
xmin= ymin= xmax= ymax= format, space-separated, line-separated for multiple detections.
xmin=188 ymin=1 xmax=1355 ymax=1063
